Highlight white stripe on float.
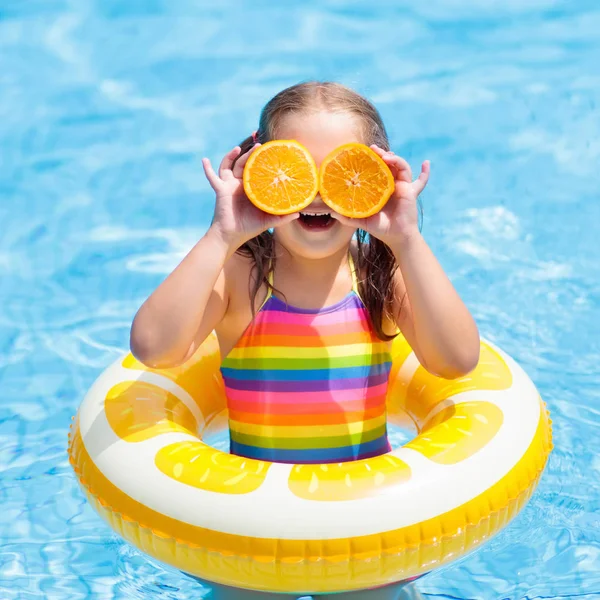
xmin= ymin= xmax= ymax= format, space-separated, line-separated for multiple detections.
xmin=79 ymin=357 xmax=206 ymax=433
xmin=396 ymin=351 xmax=421 ymax=387
xmin=75 ymin=344 xmax=543 ymax=540
xmin=130 ymin=370 xmax=205 ymax=430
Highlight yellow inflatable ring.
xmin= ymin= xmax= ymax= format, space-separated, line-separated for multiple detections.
xmin=68 ymin=334 xmax=552 ymax=595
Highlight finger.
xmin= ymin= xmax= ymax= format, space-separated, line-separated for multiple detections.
xmin=412 ymin=160 xmax=430 ymax=195
xmin=370 ymin=144 xmax=387 ymax=158
xmin=232 ymin=143 xmax=261 ymax=179
xmin=333 ymin=213 xmax=366 ymax=230
xmin=370 ymin=144 xmax=396 ymax=156
xmin=202 ymin=158 xmax=221 ymax=191
xmin=219 ymin=146 xmax=242 ymax=179
xmin=382 ymin=153 xmax=412 ymax=183
xmin=270 ymin=212 xmax=300 ymax=228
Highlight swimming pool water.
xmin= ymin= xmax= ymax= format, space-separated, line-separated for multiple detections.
xmin=1 ymin=0 xmax=599 ymax=598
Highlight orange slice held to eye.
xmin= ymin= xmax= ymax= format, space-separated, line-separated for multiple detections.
xmin=319 ymin=143 xmax=395 ymax=219
xmin=243 ymin=140 xmax=319 ymax=215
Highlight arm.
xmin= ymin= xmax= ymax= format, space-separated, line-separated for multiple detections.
xmin=130 ymin=144 xmax=298 ymax=369
xmin=130 ymin=228 xmax=231 ymax=368
xmin=388 ymin=232 xmax=480 ymax=378
xmin=336 ymin=148 xmax=479 ymax=379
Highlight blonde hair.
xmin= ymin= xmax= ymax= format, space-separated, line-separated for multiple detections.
xmin=235 ymin=81 xmax=410 ymax=340
xmin=239 ymin=81 xmax=390 ymax=153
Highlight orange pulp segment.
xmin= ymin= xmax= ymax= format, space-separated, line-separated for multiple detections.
xmin=319 ymin=143 xmax=395 ymax=218
xmin=243 ymin=140 xmax=319 ymax=215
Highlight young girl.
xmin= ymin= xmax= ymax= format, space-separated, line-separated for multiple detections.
xmin=130 ymin=81 xmax=479 ymax=466
xmin=130 ymin=80 xmax=479 ymax=598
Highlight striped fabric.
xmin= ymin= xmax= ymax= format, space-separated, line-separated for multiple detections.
xmin=220 ymin=280 xmax=393 ymax=464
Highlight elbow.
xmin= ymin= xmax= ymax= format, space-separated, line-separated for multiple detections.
xmin=129 ymin=324 xmax=159 ymax=368
xmin=440 ymin=335 xmax=481 ymax=379
xmin=439 ymin=346 xmax=480 ymax=379
xmin=443 ymin=322 xmax=481 ymax=379
xmin=129 ymin=319 xmax=183 ymax=370
xmin=422 ymin=333 xmax=481 ymax=380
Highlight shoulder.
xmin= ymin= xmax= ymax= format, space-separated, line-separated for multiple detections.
xmin=222 ymin=249 xmax=269 ymax=313
xmin=353 ymin=238 xmax=405 ymax=335
xmin=222 ymin=250 xmax=257 ymax=303
xmin=223 ymin=249 xmax=254 ymax=282
xmin=217 ymin=250 xmax=268 ymax=356
xmin=355 ymin=238 xmax=406 ymax=287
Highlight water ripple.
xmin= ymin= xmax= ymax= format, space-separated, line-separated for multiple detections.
xmin=1 ymin=0 xmax=599 ymax=598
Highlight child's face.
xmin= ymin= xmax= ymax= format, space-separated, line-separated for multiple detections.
xmin=273 ymin=111 xmax=361 ymax=260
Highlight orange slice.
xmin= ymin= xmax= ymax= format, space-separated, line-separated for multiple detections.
xmin=404 ymin=401 xmax=503 ymax=465
xmin=156 ymin=441 xmax=271 ymax=494
xmin=243 ymin=140 xmax=319 ymax=215
xmin=319 ymin=143 xmax=395 ymax=218
xmin=288 ymin=455 xmax=411 ymax=502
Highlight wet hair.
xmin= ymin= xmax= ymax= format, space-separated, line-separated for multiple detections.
xmin=234 ymin=81 xmax=421 ymax=341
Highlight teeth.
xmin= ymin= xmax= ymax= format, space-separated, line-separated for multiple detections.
xmin=300 ymin=212 xmax=331 ymax=217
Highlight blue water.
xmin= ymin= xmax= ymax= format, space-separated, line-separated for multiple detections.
xmin=1 ymin=0 xmax=599 ymax=598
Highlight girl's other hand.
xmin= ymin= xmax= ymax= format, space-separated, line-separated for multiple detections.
xmin=202 ymin=145 xmax=299 ymax=250
xmin=335 ymin=144 xmax=430 ymax=246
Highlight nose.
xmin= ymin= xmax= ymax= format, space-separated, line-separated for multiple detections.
xmin=309 ymin=194 xmax=327 ymax=207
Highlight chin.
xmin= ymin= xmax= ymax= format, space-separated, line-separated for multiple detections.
xmin=274 ymin=218 xmax=355 ymax=260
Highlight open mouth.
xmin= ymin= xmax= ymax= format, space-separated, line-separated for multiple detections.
xmin=297 ymin=212 xmax=336 ymax=230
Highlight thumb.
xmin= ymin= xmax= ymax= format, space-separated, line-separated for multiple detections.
xmin=334 ymin=214 xmax=365 ymax=230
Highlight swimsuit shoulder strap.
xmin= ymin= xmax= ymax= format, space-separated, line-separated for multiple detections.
xmin=349 ymin=249 xmax=400 ymax=334
xmin=348 ymin=250 xmax=364 ymax=303
xmin=259 ymin=252 xmax=363 ymax=310
xmin=255 ymin=263 xmax=274 ymax=313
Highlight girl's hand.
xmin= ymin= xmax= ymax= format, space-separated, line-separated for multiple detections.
xmin=335 ymin=145 xmax=430 ymax=246
xmin=202 ymin=145 xmax=299 ymax=249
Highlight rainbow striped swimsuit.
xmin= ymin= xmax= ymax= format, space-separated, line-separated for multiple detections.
xmin=220 ymin=266 xmax=393 ymax=464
